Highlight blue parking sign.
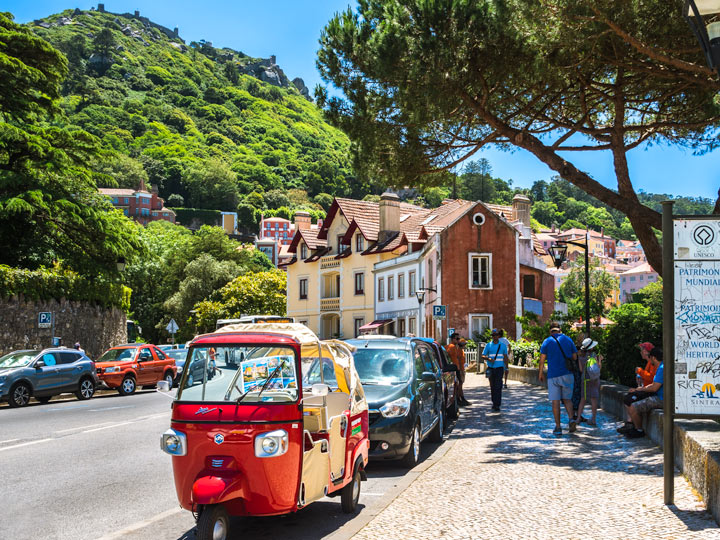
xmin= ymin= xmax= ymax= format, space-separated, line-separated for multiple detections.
xmin=432 ymin=305 xmax=446 ymax=320
xmin=38 ymin=312 xmax=52 ymax=329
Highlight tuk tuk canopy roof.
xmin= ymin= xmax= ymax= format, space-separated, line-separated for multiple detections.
xmin=212 ymin=323 xmax=366 ymax=413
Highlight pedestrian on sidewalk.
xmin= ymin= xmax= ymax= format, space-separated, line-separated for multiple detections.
xmin=618 ymin=347 xmax=663 ymax=439
xmin=498 ymin=329 xmax=512 ymax=389
xmin=576 ymin=338 xmax=602 ymax=426
xmin=447 ymin=333 xmax=470 ymax=406
xmin=538 ymin=322 xmax=578 ymax=436
xmin=482 ymin=329 xmax=508 ymax=411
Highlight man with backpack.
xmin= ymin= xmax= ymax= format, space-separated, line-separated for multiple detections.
xmin=538 ymin=322 xmax=578 ymax=436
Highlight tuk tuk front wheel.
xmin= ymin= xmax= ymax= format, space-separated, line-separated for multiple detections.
xmin=197 ymin=504 xmax=229 ymax=540
xmin=341 ymin=468 xmax=361 ymax=513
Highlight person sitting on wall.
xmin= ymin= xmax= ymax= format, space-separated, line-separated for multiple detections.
xmin=618 ymin=347 xmax=663 ymax=439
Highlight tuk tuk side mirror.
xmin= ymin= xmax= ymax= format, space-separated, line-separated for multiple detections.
xmin=421 ymin=372 xmax=436 ymax=382
xmin=157 ymin=380 xmax=171 ymax=393
xmin=311 ymin=383 xmax=329 ymax=397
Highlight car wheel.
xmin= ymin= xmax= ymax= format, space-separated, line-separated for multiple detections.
xmin=37 ymin=395 xmax=52 ymax=404
xmin=447 ymin=392 xmax=459 ymax=420
xmin=340 ymin=467 xmax=361 ymax=513
xmin=163 ymin=372 xmax=174 ymax=388
xmin=76 ymin=378 xmax=96 ymax=400
xmin=9 ymin=383 xmax=31 ymax=408
xmin=401 ymin=422 xmax=421 ymax=468
xmin=429 ymin=407 xmax=444 ymax=442
xmin=196 ymin=504 xmax=229 ymax=540
xmin=118 ymin=376 xmax=136 ymax=396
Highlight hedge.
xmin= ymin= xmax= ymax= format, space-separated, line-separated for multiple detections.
xmin=0 ymin=265 xmax=131 ymax=311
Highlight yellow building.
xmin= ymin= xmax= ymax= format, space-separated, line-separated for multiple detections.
xmin=286 ymin=194 xmax=427 ymax=339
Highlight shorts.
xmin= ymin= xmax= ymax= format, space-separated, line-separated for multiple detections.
xmin=632 ymin=395 xmax=663 ymax=414
xmin=623 ymin=390 xmax=655 ymax=407
xmin=582 ymin=378 xmax=600 ymax=400
xmin=548 ymin=373 xmax=574 ymax=401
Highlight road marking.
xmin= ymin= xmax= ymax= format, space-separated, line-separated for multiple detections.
xmin=56 ymin=421 xmax=116 ymax=433
xmin=0 ymin=439 xmax=20 ymax=445
xmin=82 ymin=420 xmax=135 ymax=433
xmin=361 ymin=492 xmax=385 ymax=496
xmin=88 ymin=405 xmax=135 ymax=412
xmin=96 ymin=507 xmax=183 ymax=540
xmin=0 ymin=438 xmax=53 ymax=452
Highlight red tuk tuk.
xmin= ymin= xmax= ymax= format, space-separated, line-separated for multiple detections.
xmin=160 ymin=323 xmax=369 ymax=540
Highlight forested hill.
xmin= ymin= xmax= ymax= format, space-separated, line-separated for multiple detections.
xmin=28 ymin=7 xmax=355 ymax=212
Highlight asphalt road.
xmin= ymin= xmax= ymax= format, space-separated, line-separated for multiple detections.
xmin=0 ymin=390 xmax=454 ymax=540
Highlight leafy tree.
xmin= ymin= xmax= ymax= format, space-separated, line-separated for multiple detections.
xmin=529 ymin=180 xmax=548 ymax=203
xmin=244 ymin=191 xmax=265 ymax=209
xmin=460 ymin=158 xmax=494 ymax=202
xmin=193 ymin=270 xmax=287 ymax=333
xmin=317 ymin=0 xmax=720 ymax=275
xmin=421 ymin=186 xmax=450 ymax=208
xmin=93 ymin=27 xmax=116 ymax=57
xmin=265 ymin=188 xmax=291 ymax=209
xmin=603 ymin=303 xmax=661 ymax=385
xmin=313 ymin=192 xmax=334 ymax=211
xmin=0 ymin=12 xmax=141 ymax=276
xmin=184 ymin=158 xmax=239 ymax=211
xmin=531 ymin=201 xmax=562 ymax=228
xmin=94 ymin=153 xmax=149 ymax=189
xmin=237 ymin=202 xmax=260 ymax=232
xmin=166 ymin=194 xmax=184 ymax=207
xmin=558 ymin=257 xmax=619 ymax=322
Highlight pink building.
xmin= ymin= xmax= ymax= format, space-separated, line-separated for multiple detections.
xmin=99 ymin=185 xmax=175 ymax=226
xmin=619 ymin=262 xmax=659 ymax=303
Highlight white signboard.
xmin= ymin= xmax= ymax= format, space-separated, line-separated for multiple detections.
xmin=675 ymin=219 xmax=720 ymax=260
xmin=674 ymin=260 xmax=720 ymax=414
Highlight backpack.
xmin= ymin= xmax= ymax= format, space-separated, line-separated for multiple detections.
xmin=586 ymin=355 xmax=601 ymax=380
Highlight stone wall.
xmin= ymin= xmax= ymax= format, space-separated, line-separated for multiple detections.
xmin=0 ymin=295 xmax=127 ymax=360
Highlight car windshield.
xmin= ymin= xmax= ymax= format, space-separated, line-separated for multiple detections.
xmin=353 ymin=348 xmax=411 ymax=385
xmin=97 ymin=348 xmax=136 ymax=363
xmin=0 ymin=351 xmax=36 ymax=369
xmin=167 ymin=350 xmax=187 ymax=361
xmin=177 ymin=345 xmax=298 ymax=403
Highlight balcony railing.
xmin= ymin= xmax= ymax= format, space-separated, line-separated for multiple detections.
xmin=320 ymin=298 xmax=340 ymax=312
xmin=320 ymin=255 xmax=340 ymax=270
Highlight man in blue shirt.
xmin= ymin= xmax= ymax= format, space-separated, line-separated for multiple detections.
xmin=482 ymin=329 xmax=508 ymax=411
xmin=538 ymin=322 xmax=578 ymax=436
xmin=623 ymin=348 xmax=663 ymax=439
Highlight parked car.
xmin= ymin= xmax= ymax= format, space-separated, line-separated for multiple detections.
xmin=167 ymin=348 xmax=214 ymax=387
xmin=413 ymin=338 xmax=460 ymax=421
xmin=346 ymin=337 xmax=444 ymax=468
xmin=0 ymin=348 xmax=99 ymax=407
xmin=95 ymin=344 xmax=176 ymax=396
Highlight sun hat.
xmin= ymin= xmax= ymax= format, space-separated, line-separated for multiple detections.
xmin=638 ymin=342 xmax=654 ymax=353
xmin=581 ymin=337 xmax=598 ymax=350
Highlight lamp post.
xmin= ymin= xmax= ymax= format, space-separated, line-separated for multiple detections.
xmin=415 ymin=287 xmax=437 ymax=338
xmin=685 ymin=0 xmax=720 ymax=77
xmin=549 ymin=230 xmax=591 ymax=337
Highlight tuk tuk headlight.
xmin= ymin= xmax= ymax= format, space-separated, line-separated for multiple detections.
xmin=255 ymin=429 xmax=288 ymax=458
xmin=161 ymin=428 xmax=187 ymax=456
xmin=379 ymin=396 xmax=411 ymax=418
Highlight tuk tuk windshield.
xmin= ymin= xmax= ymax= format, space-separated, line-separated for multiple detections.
xmin=177 ymin=345 xmax=298 ymax=403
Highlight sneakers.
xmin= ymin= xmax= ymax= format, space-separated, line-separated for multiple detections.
xmin=616 ymin=422 xmax=634 ymax=434
xmin=568 ymin=419 xmax=577 ymax=433
xmin=503 ymin=383 xmax=508 ymax=389
xmin=460 ymin=399 xmax=471 ymax=406
xmin=579 ymin=416 xmax=589 ymax=423
xmin=625 ymin=427 xmax=645 ymax=439
xmin=553 ymin=426 xmax=562 ymax=436
xmin=491 ymin=406 xmax=500 ymax=412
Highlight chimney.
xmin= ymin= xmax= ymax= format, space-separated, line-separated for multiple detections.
xmin=512 ymin=194 xmax=531 ymax=227
xmin=294 ymin=211 xmax=311 ymax=232
xmin=379 ymin=191 xmax=400 ymax=243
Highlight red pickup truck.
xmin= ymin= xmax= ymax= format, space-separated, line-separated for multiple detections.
xmin=96 ymin=344 xmax=176 ymax=395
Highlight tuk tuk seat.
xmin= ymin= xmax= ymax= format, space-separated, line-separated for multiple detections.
xmin=302 ymin=391 xmax=350 ymax=433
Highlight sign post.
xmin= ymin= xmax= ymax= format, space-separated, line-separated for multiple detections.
xmin=665 ymin=209 xmax=720 ymax=505
xmin=166 ymin=318 xmax=179 ymax=346
xmin=38 ymin=312 xmax=52 ymax=329
xmin=432 ymin=305 xmax=446 ymax=320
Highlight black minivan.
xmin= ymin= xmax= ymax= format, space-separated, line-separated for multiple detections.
xmin=346 ymin=337 xmax=446 ymax=468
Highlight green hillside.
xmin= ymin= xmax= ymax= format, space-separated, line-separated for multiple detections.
xmin=29 ymin=7 xmax=354 ymax=213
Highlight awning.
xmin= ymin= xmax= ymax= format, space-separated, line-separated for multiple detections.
xmin=359 ymin=319 xmax=393 ymax=331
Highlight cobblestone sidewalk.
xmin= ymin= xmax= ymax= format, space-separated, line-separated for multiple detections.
xmin=352 ymin=374 xmax=719 ymax=540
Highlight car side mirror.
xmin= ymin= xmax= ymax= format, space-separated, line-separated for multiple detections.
xmin=311 ymin=383 xmax=329 ymax=397
xmin=35 ymin=360 xmax=45 ymax=368
xmin=421 ymin=372 xmax=436 ymax=382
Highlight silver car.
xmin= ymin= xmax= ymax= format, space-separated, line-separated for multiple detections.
xmin=0 ymin=348 xmax=100 ymax=407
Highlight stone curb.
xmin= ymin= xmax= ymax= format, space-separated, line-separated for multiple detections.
xmin=508 ymin=364 xmax=720 ymax=526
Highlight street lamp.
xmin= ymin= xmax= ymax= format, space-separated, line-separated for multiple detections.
xmin=548 ymin=231 xmax=591 ymax=337
xmin=685 ymin=0 xmax=720 ymax=76
xmin=116 ymin=257 xmax=126 ymax=272
xmin=415 ymin=287 xmax=436 ymax=304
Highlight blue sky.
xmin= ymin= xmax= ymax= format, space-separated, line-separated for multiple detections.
xmin=6 ymin=1 xmax=720 ymax=201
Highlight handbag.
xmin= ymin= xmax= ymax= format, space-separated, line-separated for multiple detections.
xmin=551 ymin=335 xmax=577 ymax=372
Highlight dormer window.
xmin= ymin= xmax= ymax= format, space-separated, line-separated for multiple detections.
xmin=301 ymin=243 xmax=308 ymax=260
xmin=356 ymin=234 xmax=364 ymax=252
